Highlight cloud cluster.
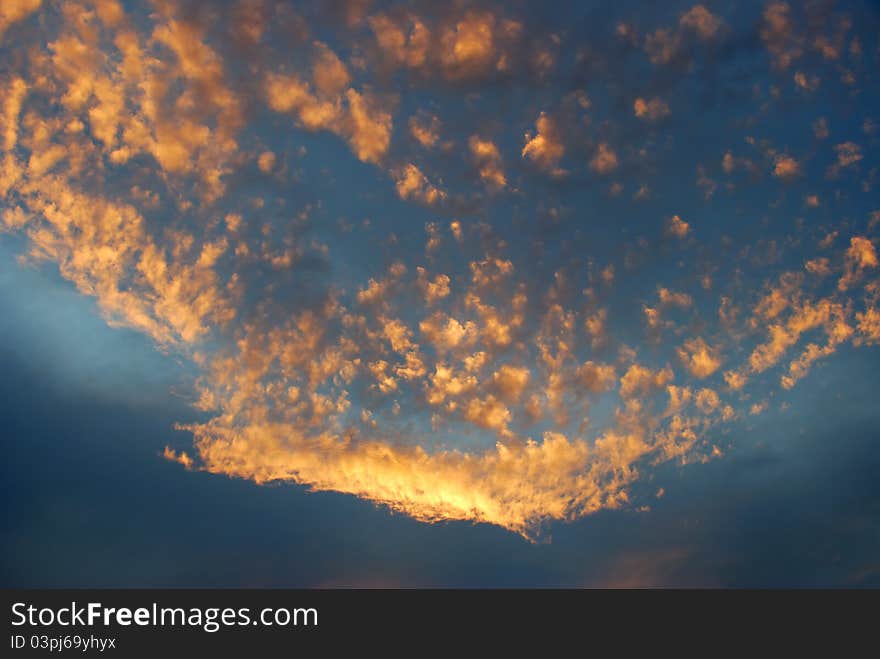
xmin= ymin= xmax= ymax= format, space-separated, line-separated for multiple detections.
xmin=1 ymin=0 xmax=878 ymax=539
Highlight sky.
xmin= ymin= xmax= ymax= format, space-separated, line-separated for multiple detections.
xmin=1 ymin=0 xmax=879 ymax=587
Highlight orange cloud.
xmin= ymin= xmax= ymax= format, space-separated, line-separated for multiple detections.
xmin=469 ymin=136 xmax=506 ymax=189
xmin=394 ymin=164 xmax=445 ymax=205
xmin=839 ymin=237 xmax=878 ymax=291
xmin=522 ymin=112 xmax=565 ymax=176
xmin=677 ymin=338 xmax=722 ymax=378
xmin=666 ymin=215 xmax=690 ymax=238
xmin=772 ymin=154 xmax=801 ymax=180
xmin=634 ymin=97 xmax=670 ymax=121
xmin=590 ymin=143 xmax=619 ymax=175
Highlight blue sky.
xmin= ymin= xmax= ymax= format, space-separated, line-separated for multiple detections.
xmin=1 ymin=0 xmax=879 ymax=585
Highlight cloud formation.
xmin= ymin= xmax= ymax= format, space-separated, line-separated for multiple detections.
xmin=1 ymin=0 xmax=878 ymax=540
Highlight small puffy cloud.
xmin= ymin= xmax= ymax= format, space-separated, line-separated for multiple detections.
xmin=265 ymin=63 xmax=391 ymax=165
xmin=424 ymin=222 xmax=442 ymax=253
xmin=450 ymin=220 xmax=463 ymax=243
xmin=619 ymin=364 xmax=674 ymax=399
xmin=368 ymin=360 xmax=398 ymax=393
xmin=633 ymin=97 xmax=670 ymax=121
xmin=855 ymin=308 xmax=880 ymax=345
xmin=439 ymin=11 xmax=521 ymax=80
xmin=369 ymin=13 xmax=430 ymax=69
xmin=264 ymin=72 xmax=340 ymax=130
xmin=722 ymin=152 xmax=735 ymax=173
xmin=426 ymin=363 xmax=477 ymax=405
xmin=804 ymin=257 xmax=830 ymax=276
xmin=838 ymin=236 xmax=878 ymax=291
xmin=772 ymin=154 xmax=801 ymax=180
xmin=469 ymin=136 xmax=506 ymax=189
xmin=521 ymin=113 xmax=565 ymax=176
xmin=658 ymin=287 xmax=693 ymax=308
xmin=344 ymin=89 xmax=392 ymax=164
xmin=463 ymin=394 xmax=512 ymax=435
xmin=417 ymin=268 xmax=451 ymax=305
xmin=420 ymin=314 xmax=478 ymax=353
xmin=644 ymin=29 xmax=679 ymax=65
xmin=665 ymin=385 xmax=692 ymax=414
xmin=643 ymin=5 xmax=721 ymax=66
xmin=677 ymin=337 xmax=722 ymax=378
xmin=590 ymin=142 xmax=618 ymax=175
xmin=257 ymin=151 xmax=276 ymax=173
xmin=724 ymin=370 xmax=747 ymax=391
xmin=761 ymin=2 xmax=802 ymax=70
xmin=356 ymin=263 xmax=406 ymax=306
xmin=163 ymin=446 xmax=194 ymax=470
xmin=695 ymin=387 xmax=721 ymax=413
xmin=793 ymin=71 xmax=819 ymax=92
xmin=491 ymin=365 xmax=531 ymax=402
xmin=409 ymin=112 xmax=440 ymax=148
xmin=666 ymin=214 xmax=690 ymax=238
xmin=679 ymin=5 xmax=722 ymax=40
xmin=827 ymin=142 xmax=863 ymax=177
xmin=394 ymin=164 xmax=445 ymax=205
xmin=470 ymin=257 xmax=514 ymax=287
xmin=441 ymin=11 xmax=496 ymax=74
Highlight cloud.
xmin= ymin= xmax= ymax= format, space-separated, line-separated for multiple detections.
xmin=469 ymin=136 xmax=506 ymax=189
xmin=855 ymin=308 xmax=880 ymax=345
xmin=369 ymin=13 xmax=430 ymax=69
xmin=677 ymin=337 xmax=722 ymax=378
xmin=417 ymin=268 xmax=451 ymax=305
xmin=679 ymin=5 xmax=721 ymax=41
xmin=643 ymin=4 xmax=722 ymax=66
xmin=491 ymin=364 xmax=530 ymax=402
xmin=590 ymin=143 xmax=618 ymax=175
xmin=634 ymin=97 xmax=670 ymax=121
xmin=827 ymin=142 xmax=863 ymax=178
xmin=4 ymin=0 xmax=880 ymax=542
xmin=522 ymin=112 xmax=565 ymax=176
xmin=761 ymin=2 xmax=802 ymax=70
xmin=619 ymin=364 xmax=674 ymax=399
xmin=839 ymin=237 xmax=878 ymax=291
xmin=805 ymin=257 xmax=830 ymax=276
xmin=343 ymin=88 xmax=392 ymax=164
xmin=312 ymin=41 xmax=351 ymax=97
xmin=394 ymin=163 xmax=446 ymax=205
xmin=666 ymin=215 xmax=690 ymax=238
xmin=748 ymin=298 xmax=847 ymax=374
xmin=409 ymin=112 xmax=441 ymax=148
xmin=367 ymin=9 xmax=524 ymax=82
xmin=772 ymin=154 xmax=801 ymax=180
xmin=257 ymin=151 xmax=276 ymax=173
xmin=439 ymin=11 xmax=519 ymax=80
xmin=658 ymin=287 xmax=693 ymax=309
xmin=793 ymin=71 xmax=819 ymax=93
xmin=265 ymin=45 xmax=392 ymax=165
xmin=265 ymin=72 xmax=340 ymax=129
